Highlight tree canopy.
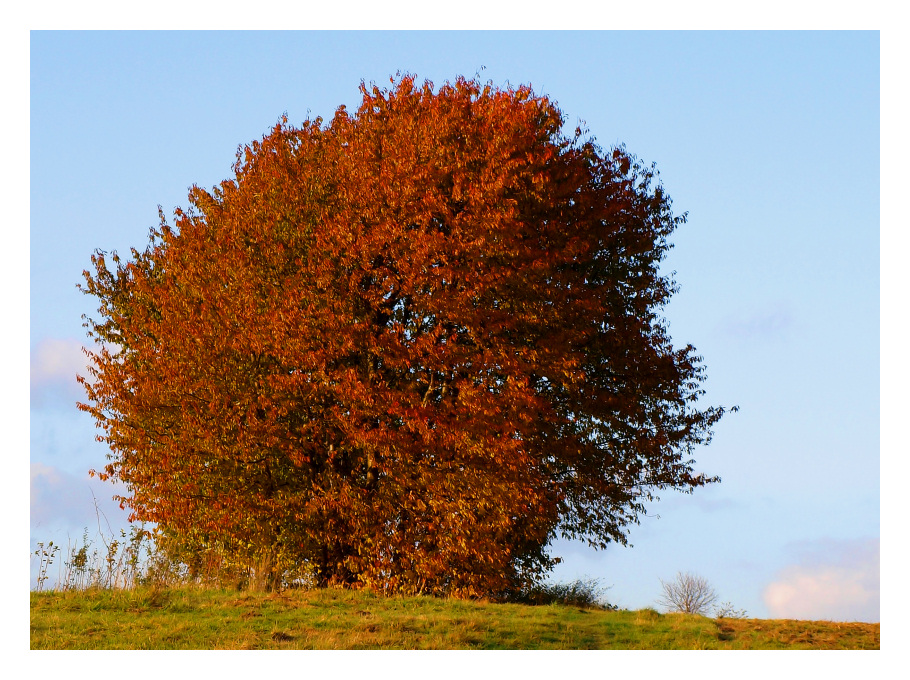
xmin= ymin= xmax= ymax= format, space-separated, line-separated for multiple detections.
xmin=79 ymin=74 xmax=732 ymax=596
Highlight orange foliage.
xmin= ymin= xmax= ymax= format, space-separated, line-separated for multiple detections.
xmin=79 ymin=75 xmax=731 ymax=595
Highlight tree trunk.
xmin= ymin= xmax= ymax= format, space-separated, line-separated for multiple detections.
xmin=250 ymin=549 xmax=278 ymax=592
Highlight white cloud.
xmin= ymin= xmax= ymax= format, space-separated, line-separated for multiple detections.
xmin=762 ymin=538 xmax=879 ymax=622
xmin=30 ymin=463 xmax=84 ymax=527
xmin=31 ymin=338 xmax=91 ymax=384
xmin=30 ymin=338 xmax=93 ymax=408
xmin=30 ymin=462 xmax=129 ymax=535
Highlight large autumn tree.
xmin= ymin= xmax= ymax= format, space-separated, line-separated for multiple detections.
xmin=79 ymin=74 xmax=732 ymax=596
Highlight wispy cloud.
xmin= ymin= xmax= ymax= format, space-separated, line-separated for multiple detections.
xmin=762 ymin=537 xmax=879 ymax=622
xmin=720 ymin=305 xmax=794 ymax=341
xmin=661 ymin=493 xmax=741 ymax=514
xmin=30 ymin=338 xmax=92 ymax=409
xmin=30 ymin=463 xmax=85 ymax=528
xmin=30 ymin=463 xmax=129 ymax=536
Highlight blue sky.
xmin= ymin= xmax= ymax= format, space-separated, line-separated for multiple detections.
xmin=27 ymin=29 xmax=882 ymax=624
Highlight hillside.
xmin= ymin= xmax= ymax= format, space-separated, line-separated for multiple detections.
xmin=29 ymin=586 xmax=880 ymax=650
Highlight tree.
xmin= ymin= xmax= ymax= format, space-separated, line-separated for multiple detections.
xmin=79 ymin=74 xmax=733 ymax=596
xmin=658 ymin=572 xmax=718 ymax=615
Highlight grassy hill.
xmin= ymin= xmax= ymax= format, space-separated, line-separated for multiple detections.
xmin=29 ymin=586 xmax=879 ymax=650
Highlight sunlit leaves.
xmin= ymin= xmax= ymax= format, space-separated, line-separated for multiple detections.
xmin=78 ymin=73 xmax=730 ymax=596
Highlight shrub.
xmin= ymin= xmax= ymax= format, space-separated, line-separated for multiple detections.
xmin=508 ymin=577 xmax=618 ymax=609
xmin=714 ymin=601 xmax=748 ymax=619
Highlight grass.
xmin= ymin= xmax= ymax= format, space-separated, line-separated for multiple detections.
xmin=30 ymin=586 xmax=880 ymax=650
xmin=29 ymin=521 xmax=880 ymax=650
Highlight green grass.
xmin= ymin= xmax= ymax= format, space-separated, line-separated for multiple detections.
xmin=30 ymin=586 xmax=880 ymax=650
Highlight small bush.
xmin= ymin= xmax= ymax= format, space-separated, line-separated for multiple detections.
xmin=508 ymin=577 xmax=618 ymax=609
xmin=714 ymin=601 xmax=748 ymax=619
